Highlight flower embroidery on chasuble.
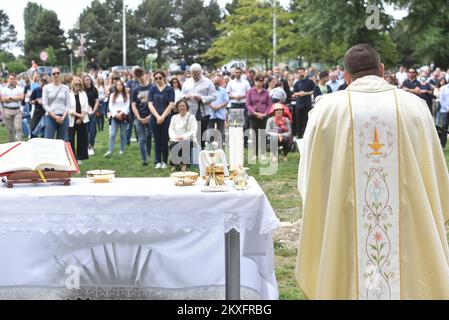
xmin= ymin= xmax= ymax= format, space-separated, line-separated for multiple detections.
xmin=349 ymin=89 xmax=401 ymax=300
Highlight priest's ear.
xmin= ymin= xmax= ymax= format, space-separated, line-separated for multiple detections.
xmin=379 ymin=63 xmax=385 ymax=78
xmin=344 ymin=70 xmax=353 ymax=86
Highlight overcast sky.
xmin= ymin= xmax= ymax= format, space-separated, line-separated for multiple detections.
xmin=3 ymin=0 xmax=406 ymax=55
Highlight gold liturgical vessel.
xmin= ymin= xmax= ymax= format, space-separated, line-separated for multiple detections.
xmin=369 ymin=127 xmax=384 ymax=155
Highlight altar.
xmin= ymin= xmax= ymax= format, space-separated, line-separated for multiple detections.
xmin=0 ymin=177 xmax=280 ymax=300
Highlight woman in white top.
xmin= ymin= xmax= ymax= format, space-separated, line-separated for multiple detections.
xmin=169 ymin=77 xmax=182 ymax=103
xmin=104 ymin=80 xmax=129 ymax=156
xmin=169 ymin=99 xmax=198 ymax=171
xmin=68 ymin=77 xmax=90 ymax=162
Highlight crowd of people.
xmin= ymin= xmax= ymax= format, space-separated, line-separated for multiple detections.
xmin=1 ymin=61 xmax=449 ymax=168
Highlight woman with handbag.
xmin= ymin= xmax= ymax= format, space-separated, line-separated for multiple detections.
xmin=68 ymin=77 xmax=89 ymax=163
xmin=148 ymin=70 xmax=175 ymax=169
xmin=42 ymin=67 xmax=71 ymax=141
xmin=104 ymin=80 xmax=129 ymax=157
xmin=169 ymin=99 xmax=198 ymax=171
xmin=82 ymin=75 xmax=99 ymax=156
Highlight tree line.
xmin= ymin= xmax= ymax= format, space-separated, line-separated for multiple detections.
xmin=0 ymin=0 xmax=447 ymax=74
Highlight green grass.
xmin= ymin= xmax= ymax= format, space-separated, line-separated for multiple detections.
xmin=0 ymin=122 xmax=303 ymax=299
xmin=3 ymin=123 xmax=448 ymax=300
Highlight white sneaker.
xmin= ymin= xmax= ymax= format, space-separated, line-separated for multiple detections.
xmin=104 ymin=151 xmax=112 ymax=157
xmin=161 ymin=162 xmax=168 ymax=169
xmin=88 ymin=147 xmax=95 ymax=156
xmin=155 ymin=163 xmax=162 ymax=169
xmin=119 ymin=150 xmax=124 ymax=155
xmin=78 ymin=160 xmax=83 ymax=165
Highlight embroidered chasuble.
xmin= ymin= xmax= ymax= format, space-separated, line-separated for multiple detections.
xmin=296 ymin=75 xmax=449 ymax=300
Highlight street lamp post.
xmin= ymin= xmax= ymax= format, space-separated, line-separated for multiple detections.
xmin=272 ymin=2 xmax=277 ymax=67
xmin=123 ymin=0 xmax=127 ymax=69
xmin=80 ymin=34 xmax=86 ymax=73
xmin=264 ymin=0 xmax=277 ymax=67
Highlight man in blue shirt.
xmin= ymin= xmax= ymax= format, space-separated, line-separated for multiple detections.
xmin=208 ymin=75 xmax=229 ymax=147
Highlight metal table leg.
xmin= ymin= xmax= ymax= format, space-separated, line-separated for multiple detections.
xmin=225 ymin=228 xmax=240 ymax=300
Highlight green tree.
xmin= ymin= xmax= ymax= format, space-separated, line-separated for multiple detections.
xmin=24 ymin=2 xmax=44 ymax=34
xmin=389 ymin=0 xmax=449 ymax=67
xmin=203 ymin=0 xmax=290 ymax=69
xmin=68 ymin=0 xmax=141 ymax=68
xmin=177 ymin=0 xmax=222 ymax=65
xmin=24 ymin=5 xmax=67 ymax=66
xmin=284 ymin=0 xmax=398 ymax=68
xmin=134 ymin=0 xmax=177 ymax=68
xmin=0 ymin=10 xmax=17 ymax=51
xmin=224 ymin=0 xmax=239 ymax=16
xmin=7 ymin=60 xmax=28 ymax=74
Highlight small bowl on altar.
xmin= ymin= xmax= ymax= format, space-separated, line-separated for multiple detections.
xmin=170 ymin=171 xmax=199 ymax=186
xmin=87 ymin=170 xmax=115 ymax=183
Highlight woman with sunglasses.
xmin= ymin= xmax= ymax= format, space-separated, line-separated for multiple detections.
xmin=148 ymin=70 xmax=175 ymax=169
xmin=246 ymin=74 xmax=272 ymax=158
xmin=68 ymin=77 xmax=89 ymax=163
xmin=169 ymin=77 xmax=182 ymax=103
xmin=42 ymin=67 xmax=71 ymax=141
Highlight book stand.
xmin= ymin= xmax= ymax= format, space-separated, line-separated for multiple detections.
xmin=1 ymin=171 xmax=72 ymax=188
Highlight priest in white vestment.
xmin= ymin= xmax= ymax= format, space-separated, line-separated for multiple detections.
xmin=296 ymin=44 xmax=449 ymax=300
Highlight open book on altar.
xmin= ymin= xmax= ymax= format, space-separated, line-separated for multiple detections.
xmin=0 ymin=138 xmax=79 ymax=175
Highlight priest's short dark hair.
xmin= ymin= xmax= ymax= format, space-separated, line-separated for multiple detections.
xmin=344 ymin=44 xmax=381 ymax=79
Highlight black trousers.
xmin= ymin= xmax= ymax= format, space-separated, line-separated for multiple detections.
xmin=249 ymin=115 xmax=267 ymax=156
xmin=68 ymin=122 xmax=89 ymax=160
xmin=200 ymin=116 xmax=210 ymax=149
xmin=439 ymin=112 xmax=449 ymax=148
xmin=269 ymin=135 xmax=291 ymax=156
xmin=169 ymin=140 xmax=193 ymax=167
xmin=30 ymin=107 xmax=45 ymax=135
xmin=208 ymin=118 xmax=225 ymax=147
xmin=295 ymin=104 xmax=312 ymax=139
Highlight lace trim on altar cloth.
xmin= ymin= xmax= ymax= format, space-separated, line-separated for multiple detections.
xmin=0 ymin=285 xmax=261 ymax=300
xmin=0 ymin=208 xmax=280 ymax=235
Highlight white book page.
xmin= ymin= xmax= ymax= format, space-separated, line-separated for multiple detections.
xmin=28 ymin=138 xmax=71 ymax=170
xmin=0 ymin=142 xmax=31 ymax=173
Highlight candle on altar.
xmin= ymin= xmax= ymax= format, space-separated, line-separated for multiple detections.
xmin=227 ymin=109 xmax=245 ymax=171
xmin=229 ymin=126 xmax=244 ymax=171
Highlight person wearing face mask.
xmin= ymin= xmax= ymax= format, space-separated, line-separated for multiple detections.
xmin=208 ymin=75 xmax=229 ymax=147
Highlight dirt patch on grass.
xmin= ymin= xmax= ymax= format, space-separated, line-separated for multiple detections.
xmin=273 ymin=219 xmax=302 ymax=250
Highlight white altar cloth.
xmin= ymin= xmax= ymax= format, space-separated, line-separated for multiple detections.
xmin=0 ymin=177 xmax=280 ymax=300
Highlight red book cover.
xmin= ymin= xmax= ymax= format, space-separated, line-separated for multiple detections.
xmin=65 ymin=142 xmax=80 ymax=174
